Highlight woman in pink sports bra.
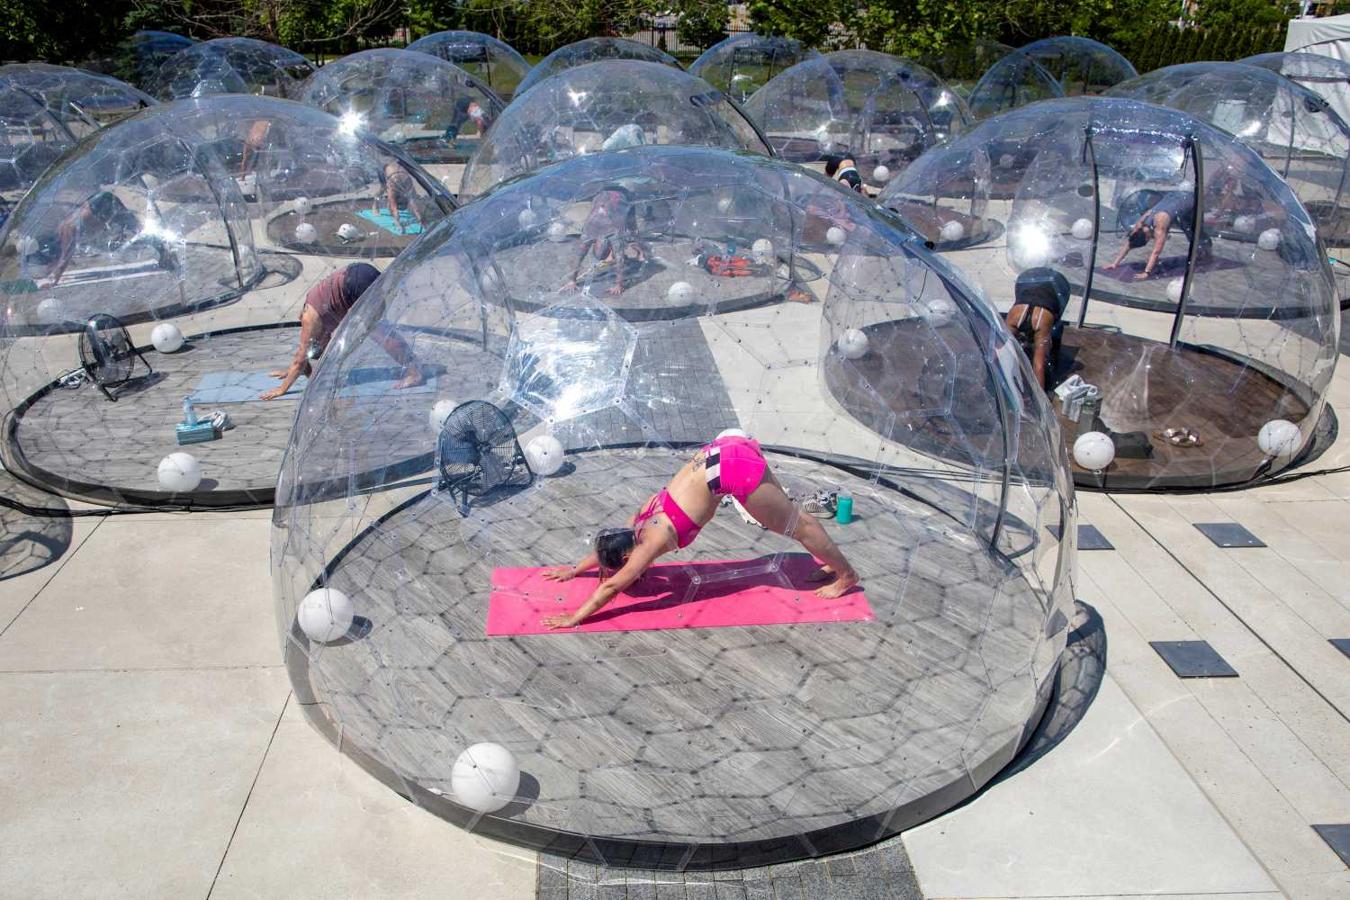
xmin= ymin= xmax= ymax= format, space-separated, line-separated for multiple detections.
xmin=541 ymin=434 xmax=860 ymax=629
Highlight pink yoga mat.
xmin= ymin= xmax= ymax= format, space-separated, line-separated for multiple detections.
xmin=487 ymin=555 xmax=872 ymax=636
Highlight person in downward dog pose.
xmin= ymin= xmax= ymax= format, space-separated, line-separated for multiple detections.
xmin=541 ymin=434 xmax=860 ymax=628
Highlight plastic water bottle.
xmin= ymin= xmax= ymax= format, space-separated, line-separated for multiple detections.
xmin=835 ymin=491 xmax=853 ymax=525
xmin=182 ymin=396 xmax=197 ymax=426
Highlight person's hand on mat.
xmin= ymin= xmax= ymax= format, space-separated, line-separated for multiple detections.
xmin=542 ymin=567 xmax=576 ymax=582
xmin=604 ymin=285 xmax=622 ymax=297
xmin=268 ymin=369 xmax=289 ymax=378
xmin=1134 ymin=270 xmax=1153 ymax=281
xmin=541 ymin=613 xmax=581 ymax=629
xmin=259 ymin=385 xmax=289 ymax=401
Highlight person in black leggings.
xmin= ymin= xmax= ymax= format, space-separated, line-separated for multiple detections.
xmin=1005 ymin=267 xmax=1069 ymax=390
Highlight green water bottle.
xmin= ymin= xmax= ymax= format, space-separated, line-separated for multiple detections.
xmin=835 ymin=492 xmax=853 ymax=525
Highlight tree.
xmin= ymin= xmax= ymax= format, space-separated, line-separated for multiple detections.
xmin=676 ymin=0 xmax=728 ymax=50
xmin=746 ymin=1 xmax=837 ymax=48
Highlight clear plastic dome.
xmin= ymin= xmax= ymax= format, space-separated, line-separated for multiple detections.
xmin=1106 ymin=62 xmax=1350 ymax=248
xmin=272 ymin=145 xmax=1075 ymax=866
xmin=514 ymin=37 xmax=681 ymax=97
xmin=148 ymin=37 xmax=315 ymax=101
xmin=0 ymin=85 xmax=76 ymax=213
xmin=0 ymin=96 xmax=454 ymax=509
xmin=688 ymin=33 xmax=820 ymax=104
xmin=459 ymin=61 xmax=772 ymax=199
xmin=880 ymin=97 xmax=1339 ymax=490
xmin=743 ymin=50 xmax=971 ymax=187
xmin=1242 ymin=51 xmax=1350 ymax=132
xmin=968 ymin=37 xmax=1137 ymax=119
xmin=132 ymin=94 xmax=456 ymax=259
xmin=917 ymin=39 xmax=1017 ymax=102
xmin=406 ymin=30 xmax=532 ymax=101
xmin=0 ymin=64 xmax=156 ymax=139
xmin=299 ymin=49 xmax=505 ymax=167
xmin=85 ymin=31 xmax=198 ymax=91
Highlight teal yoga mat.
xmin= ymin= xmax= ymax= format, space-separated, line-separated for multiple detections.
xmin=357 ymin=207 xmax=423 ymax=236
xmin=188 ymin=367 xmax=437 ymax=403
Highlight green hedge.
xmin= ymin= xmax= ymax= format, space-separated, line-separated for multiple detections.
xmin=1120 ymin=24 xmax=1286 ymax=74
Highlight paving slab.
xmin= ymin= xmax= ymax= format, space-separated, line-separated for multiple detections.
xmin=0 ymin=516 xmax=276 ymax=671
xmin=0 ymin=667 xmax=289 ymax=900
xmin=902 ymin=676 xmax=1278 ymax=899
xmin=210 ymin=701 xmax=537 ymax=900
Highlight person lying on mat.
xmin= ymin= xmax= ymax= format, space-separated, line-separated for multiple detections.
xmin=563 ymin=187 xmax=648 ymax=297
xmin=1103 ymin=189 xmax=1212 ymax=280
xmin=260 ymin=262 xmax=423 ymax=400
xmin=48 ymin=190 xmax=176 ymax=286
xmin=372 ymin=162 xmax=425 ymax=235
xmin=539 ymin=434 xmax=860 ymax=629
xmin=1005 ymin=267 xmax=1070 ymax=390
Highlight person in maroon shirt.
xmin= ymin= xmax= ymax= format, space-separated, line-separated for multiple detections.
xmin=260 ymin=262 xmax=424 ymax=400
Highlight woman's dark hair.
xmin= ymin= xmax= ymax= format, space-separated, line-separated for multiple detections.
xmin=824 ymin=156 xmax=841 ymax=177
xmin=1128 ymin=228 xmax=1149 ymax=249
xmin=595 ymin=527 xmax=636 ymax=572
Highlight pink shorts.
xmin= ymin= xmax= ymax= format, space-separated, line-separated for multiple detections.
xmin=704 ymin=436 xmax=767 ymax=503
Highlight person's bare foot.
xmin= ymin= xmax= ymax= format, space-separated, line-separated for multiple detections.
xmin=813 ymin=569 xmax=859 ymax=598
xmin=392 ymin=364 xmax=426 ymax=389
xmin=807 ymin=564 xmax=834 ymax=582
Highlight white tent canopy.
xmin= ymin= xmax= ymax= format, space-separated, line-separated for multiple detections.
xmin=1284 ymin=15 xmax=1350 ymax=123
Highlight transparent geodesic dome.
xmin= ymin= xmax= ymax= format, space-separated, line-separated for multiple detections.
xmin=881 ymin=97 xmax=1339 ymax=490
xmin=1106 ymin=62 xmax=1350 ymax=247
xmin=459 ymin=61 xmax=772 ymax=199
xmin=148 ymin=37 xmax=315 ymax=101
xmin=88 ymin=31 xmax=196 ymax=90
xmin=0 ymin=85 xmax=76 ymax=213
xmin=272 ymin=145 xmax=1076 ymax=866
xmin=744 ymin=50 xmax=971 ymax=187
xmin=0 ymin=96 xmax=454 ymax=509
xmin=917 ymin=39 xmax=1017 ymax=101
xmin=125 ymin=94 xmax=455 ymax=259
xmin=1243 ymin=51 xmax=1350 ymax=131
xmin=688 ymin=33 xmax=820 ymax=104
xmin=0 ymin=64 xmax=156 ymax=139
xmin=406 ymin=30 xmax=532 ymax=100
xmin=515 ymin=37 xmax=682 ymax=97
xmin=299 ymin=49 xmax=505 ymax=167
xmin=968 ymin=37 xmax=1137 ymax=120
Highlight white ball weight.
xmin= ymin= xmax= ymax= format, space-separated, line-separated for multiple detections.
xmin=337 ymin=222 xmax=361 ymax=242
xmin=151 ymin=322 xmax=185 ymax=353
xmin=525 ymin=434 xmax=565 ymax=476
xmin=157 ymin=452 xmax=202 ymax=492
xmin=872 ymin=164 xmax=891 ymax=183
xmin=1257 ymin=418 xmax=1301 ymax=458
xmin=297 ymin=588 xmax=354 ymax=643
xmin=1072 ymin=432 xmax=1115 ymax=471
xmin=547 ymin=221 xmax=568 ymax=242
xmin=294 ymin=222 xmax=317 ymax=243
xmin=826 ymin=226 xmax=847 ymax=246
xmin=1071 ymin=217 xmax=1094 ymax=240
xmin=837 ymin=328 xmax=869 ymax=360
xmin=920 ymin=296 xmax=956 ymax=328
xmin=429 ymin=398 xmax=457 ymax=432
xmin=751 ymin=238 xmax=773 ymax=263
xmin=1166 ymin=277 xmax=1184 ymax=303
xmin=939 ymin=220 xmax=966 ymax=243
xmin=294 ymin=196 xmax=312 ymax=216
xmin=1233 ymin=214 xmax=1256 ymax=234
xmin=667 ymin=281 xmax=696 ymax=304
xmin=452 ymin=742 xmax=520 ymax=813
xmin=1257 ymin=228 xmax=1280 ymax=251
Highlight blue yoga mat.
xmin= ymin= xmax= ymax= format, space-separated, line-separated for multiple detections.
xmin=188 ymin=367 xmax=438 ymax=404
xmin=357 ymin=207 xmax=423 ymax=236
